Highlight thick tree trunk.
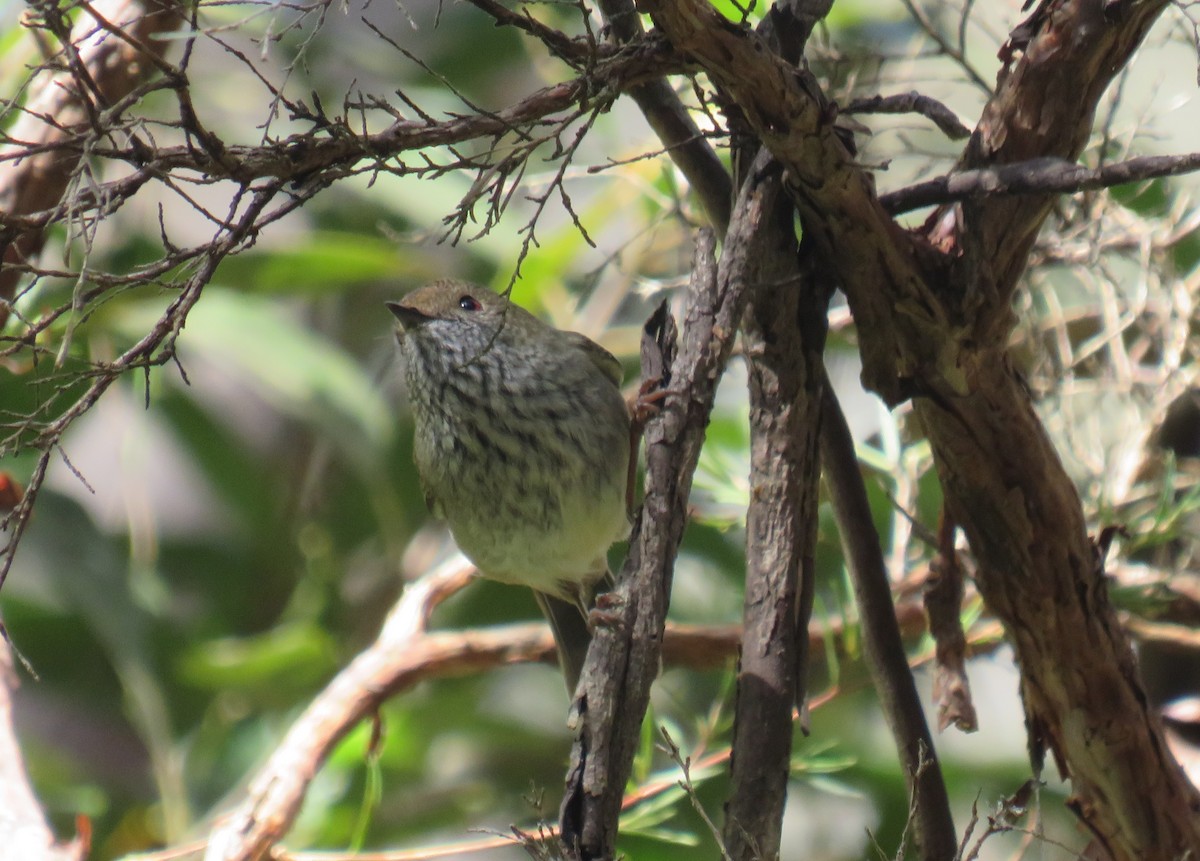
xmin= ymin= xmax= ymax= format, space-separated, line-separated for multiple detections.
xmin=919 ymin=351 xmax=1200 ymax=858
xmin=640 ymin=0 xmax=1200 ymax=856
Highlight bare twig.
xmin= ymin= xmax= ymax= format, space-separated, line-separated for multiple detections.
xmin=1 ymin=42 xmax=687 ymax=230
xmin=897 ymin=0 xmax=992 ymax=93
xmin=0 ymin=180 xmax=292 ymax=593
xmin=844 ymin=91 xmax=972 ymax=140
xmin=882 ymin=151 xmax=1200 ymax=214
xmin=0 ymin=0 xmax=186 ymax=325
xmin=128 ymin=597 xmax=973 ymax=861
xmin=659 ymin=728 xmax=733 ymax=861
xmin=461 ymin=0 xmax=591 ymax=67
xmin=594 ymin=0 xmax=733 ymax=233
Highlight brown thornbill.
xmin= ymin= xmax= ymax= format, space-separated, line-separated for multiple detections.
xmin=388 ymin=281 xmax=631 ymax=690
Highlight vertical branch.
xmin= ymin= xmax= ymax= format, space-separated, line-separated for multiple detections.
xmin=720 ymin=6 xmax=833 ymax=854
xmin=0 ymin=0 xmax=185 ymax=326
xmin=722 ymin=4 xmax=849 ymax=854
xmin=722 ymin=153 xmax=827 ymax=860
xmin=562 ymin=184 xmax=764 ymax=856
xmin=820 ymin=386 xmax=957 ymax=861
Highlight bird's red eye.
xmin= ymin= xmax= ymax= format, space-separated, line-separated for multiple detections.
xmin=458 ymin=295 xmax=481 ymax=311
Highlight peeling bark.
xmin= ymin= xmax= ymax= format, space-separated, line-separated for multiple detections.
xmin=639 ymin=0 xmax=1200 ymax=856
xmin=917 ymin=354 xmax=1200 ymax=858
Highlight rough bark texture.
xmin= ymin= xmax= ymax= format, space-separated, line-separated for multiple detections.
xmin=723 ymin=154 xmax=824 ymax=861
xmin=639 ymin=0 xmax=1200 ymax=857
xmin=639 ymin=0 xmax=946 ymax=407
xmin=917 ymin=360 xmax=1199 ymax=858
xmin=919 ymin=2 xmax=1200 ymax=855
xmin=561 ymin=144 xmax=822 ymax=859
xmin=561 ymin=227 xmax=747 ymax=860
xmin=954 ymin=0 xmax=1173 ymax=310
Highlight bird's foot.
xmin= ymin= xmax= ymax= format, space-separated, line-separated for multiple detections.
xmin=628 ymin=376 xmax=668 ymax=431
xmin=626 ymin=377 xmax=669 ymax=512
xmin=587 ymin=592 xmax=624 ymax=633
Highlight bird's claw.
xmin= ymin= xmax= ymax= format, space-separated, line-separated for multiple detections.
xmin=587 ymin=593 xmax=624 ymax=633
xmin=629 ymin=376 xmax=668 ymax=431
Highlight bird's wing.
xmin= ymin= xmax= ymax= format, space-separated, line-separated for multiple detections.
xmin=562 ymin=331 xmax=623 ymax=387
xmin=418 ymin=473 xmax=445 ymax=519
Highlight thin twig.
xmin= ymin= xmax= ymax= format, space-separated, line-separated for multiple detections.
xmin=595 ymin=0 xmax=733 ymax=232
xmin=882 ymin=151 xmax=1200 ymax=214
xmin=897 ymin=0 xmax=991 ymax=93
xmin=843 ymin=91 xmax=971 ymax=140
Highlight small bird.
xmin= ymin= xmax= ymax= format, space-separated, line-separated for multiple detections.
xmin=388 ymin=280 xmax=631 ymax=690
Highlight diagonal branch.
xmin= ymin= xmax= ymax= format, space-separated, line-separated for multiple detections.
xmin=820 ymin=383 xmax=957 ymax=861
xmin=202 ymin=559 xmax=479 ymax=861
xmin=944 ymin=0 xmax=1174 ymax=306
xmin=460 ymin=0 xmax=596 ymax=68
xmin=594 ymin=0 xmax=732 ymax=232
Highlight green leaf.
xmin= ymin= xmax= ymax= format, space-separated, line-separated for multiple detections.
xmin=108 ymin=288 xmax=393 ymax=466
xmin=619 ymin=824 xmax=702 ymax=847
xmin=178 ymin=622 xmax=337 ymax=692
xmin=631 ymin=703 xmax=657 ymax=786
xmin=214 ymin=231 xmax=430 ymax=295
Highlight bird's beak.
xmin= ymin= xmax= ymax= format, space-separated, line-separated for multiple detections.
xmin=386 ymin=301 xmax=430 ymax=331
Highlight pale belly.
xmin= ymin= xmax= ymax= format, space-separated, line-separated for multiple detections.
xmin=448 ymin=483 xmax=629 ymax=598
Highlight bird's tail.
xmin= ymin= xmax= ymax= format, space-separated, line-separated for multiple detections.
xmin=534 ymin=568 xmax=616 ymax=693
